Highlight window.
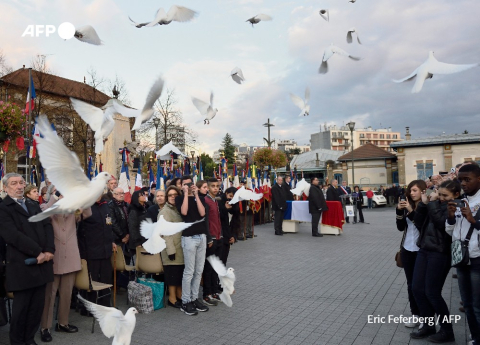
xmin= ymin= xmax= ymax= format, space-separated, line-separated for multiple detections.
xmin=373 ymin=134 xmax=378 ymax=139
xmin=359 ymin=133 xmax=365 ymax=138
xmin=366 ymin=134 xmax=371 ymax=138
xmin=332 ymin=139 xmax=337 ymax=142
xmin=380 ymin=134 xmax=384 ymax=139
xmin=393 ymin=134 xmax=398 ymax=139
xmin=417 ymin=162 xmax=433 ymax=180
xmin=386 ymin=134 xmax=391 ymax=139
xmin=332 ymin=132 xmax=337 ymax=138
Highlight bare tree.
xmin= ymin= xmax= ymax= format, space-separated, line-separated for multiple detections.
xmin=0 ymin=49 xmax=13 ymax=77
xmin=106 ymin=73 xmax=130 ymax=105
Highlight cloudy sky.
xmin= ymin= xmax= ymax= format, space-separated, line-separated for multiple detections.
xmin=1 ymin=0 xmax=480 ymax=155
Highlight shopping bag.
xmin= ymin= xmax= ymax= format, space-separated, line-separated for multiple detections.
xmin=137 ymin=278 xmax=165 ymax=310
xmin=127 ymin=281 xmax=154 ymax=314
xmin=346 ymin=205 xmax=354 ymax=217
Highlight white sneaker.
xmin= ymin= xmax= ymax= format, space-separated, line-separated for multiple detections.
xmin=404 ymin=315 xmax=420 ymax=328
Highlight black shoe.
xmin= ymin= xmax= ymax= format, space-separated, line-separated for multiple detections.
xmin=237 ymin=237 xmax=244 ymax=240
xmin=40 ymin=329 xmax=52 ymax=342
xmin=352 ymin=221 xmax=357 ymax=224
xmin=312 ymin=233 xmax=323 ymax=237
xmin=55 ymin=323 xmax=78 ymax=333
xmin=193 ymin=299 xmax=209 ymax=312
xmin=246 ymin=235 xmax=253 ymax=238
xmin=80 ymin=309 xmax=93 ymax=317
xmin=180 ymin=302 xmax=198 ymax=316
xmin=168 ymin=300 xmax=182 ymax=308
xmin=411 ymin=327 xmax=436 ymax=339
xmin=427 ymin=330 xmax=455 ymax=343
xmin=275 ymin=232 xmax=283 ymax=236
xmin=452 ymin=274 xmax=458 ymax=279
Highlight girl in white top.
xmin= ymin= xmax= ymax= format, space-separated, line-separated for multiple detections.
xmin=396 ymin=179 xmax=427 ymax=328
xmin=445 ymin=164 xmax=480 ymax=345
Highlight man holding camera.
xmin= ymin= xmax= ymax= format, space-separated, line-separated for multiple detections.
xmin=0 ymin=173 xmax=54 ymax=345
xmin=175 ymin=176 xmax=212 ymax=316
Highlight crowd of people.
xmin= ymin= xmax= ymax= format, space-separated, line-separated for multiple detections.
xmin=396 ymin=161 xmax=480 ymax=345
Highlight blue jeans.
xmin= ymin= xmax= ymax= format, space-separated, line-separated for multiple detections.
xmin=181 ymin=234 xmax=206 ymax=304
xmin=367 ymin=198 xmax=373 ymax=209
xmin=412 ymin=249 xmax=452 ymax=332
xmin=457 ymin=257 xmax=480 ymax=342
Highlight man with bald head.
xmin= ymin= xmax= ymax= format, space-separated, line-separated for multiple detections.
xmin=103 ymin=177 xmax=118 ymax=202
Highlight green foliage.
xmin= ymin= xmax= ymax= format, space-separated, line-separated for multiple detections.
xmin=221 ymin=133 xmax=235 ymax=163
xmin=200 ymin=153 xmax=215 ymax=179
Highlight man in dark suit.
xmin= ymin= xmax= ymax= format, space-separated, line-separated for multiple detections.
xmin=338 ymin=180 xmax=352 ymax=223
xmin=283 ymin=176 xmax=294 ymax=201
xmin=308 ymin=177 xmax=327 ymax=237
xmin=0 ymin=173 xmax=54 ymax=345
xmin=271 ymin=176 xmax=287 ymax=236
xmin=326 ymin=179 xmax=341 ymax=202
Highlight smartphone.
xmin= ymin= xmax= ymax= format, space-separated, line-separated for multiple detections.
xmin=55 ymin=191 xmax=61 ymax=197
xmin=400 ymin=195 xmax=406 ymax=201
xmin=453 ymin=199 xmax=465 ymax=208
xmin=186 ymin=182 xmax=194 ymax=187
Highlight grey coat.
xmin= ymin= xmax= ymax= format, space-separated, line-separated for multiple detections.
xmin=159 ymin=203 xmax=184 ymax=265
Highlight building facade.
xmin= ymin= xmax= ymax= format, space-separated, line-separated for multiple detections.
xmin=390 ymin=132 xmax=480 ymax=185
xmin=276 ymin=139 xmax=310 ymax=153
xmin=310 ymin=125 xmax=402 ymax=152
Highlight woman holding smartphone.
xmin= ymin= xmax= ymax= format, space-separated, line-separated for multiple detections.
xmin=396 ymin=179 xmax=427 ymax=328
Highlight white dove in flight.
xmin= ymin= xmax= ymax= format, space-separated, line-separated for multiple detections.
xmin=140 ymin=216 xmax=204 ymax=254
xmin=231 ymin=67 xmax=245 ymax=84
xmin=349 ymin=0 xmax=357 ymax=3
xmin=77 ymin=295 xmax=138 ymax=345
xmin=29 ymin=116 xmax=111 ymax=222
xmin=319 ymin=44 xmax=361 ymax=74
xmin=229 ymin=186 xmax=263 ymax=205
xmin=70 ymin=97 xmax=122 ymax=153
xmin=129 ymin=5 xmax=197 ymax=28
xmin=207 ymin=255 xmax=236 ymax=307
xmin=74 ymin=25 xmax=103 ymax=45
xmin=346 ymin=27 xmax=361 ymax=44
xmin=319 ymin=9 xmax=329 ymax=22
xmin=290 ymin=87 xmax=310 ymax=116
xmin=112 ymin=76 xmax=164 ymax=130
xmin=246 ymin=14 xmax=272 ymax=27
xmin=393 ymin=51 xmax=479 ymax=93
xmin=290 ymin=178 xmax=311 ymax=197
xmin=192 ymin=91 xmax=217 ymax=125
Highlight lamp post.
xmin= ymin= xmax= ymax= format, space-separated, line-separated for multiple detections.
xmin=347 ymin=121 xmax=355 ymax=186
xmin=153 ymin=118 xmax=160 ymax=152
xmin=190 ymin=150 xmax=195 ymax=160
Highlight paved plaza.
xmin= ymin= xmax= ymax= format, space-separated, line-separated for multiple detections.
xmin=0 ymin=207 xmax=470 ymax=345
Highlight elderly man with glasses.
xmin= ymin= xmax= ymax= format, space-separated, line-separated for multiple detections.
xmin=0 ymin=173 xmax=55 ymax=345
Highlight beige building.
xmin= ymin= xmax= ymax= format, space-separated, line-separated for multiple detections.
xmin=338 ymin=143 xmax=398 ymax=187
xmin=390 ymin=130 xmax=480 ymax=185
xmin=310 ymin=125 xmax=402 ymax=153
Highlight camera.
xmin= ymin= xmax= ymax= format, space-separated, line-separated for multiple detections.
xmin=453 ymin=199 xmax=465 ymax=208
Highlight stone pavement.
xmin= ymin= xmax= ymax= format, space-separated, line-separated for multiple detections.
xmin=0 ymin=207 xmax=469 ymax=344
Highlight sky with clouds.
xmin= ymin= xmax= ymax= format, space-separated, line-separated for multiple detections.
xmin=1 ymin=0 xmax=480 ymax=155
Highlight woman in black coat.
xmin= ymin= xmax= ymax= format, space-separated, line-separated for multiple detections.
xmin=352 ymin=186 xmax=364 ymax=223
xmin=128 ymin=191 xmax=148 ymax=250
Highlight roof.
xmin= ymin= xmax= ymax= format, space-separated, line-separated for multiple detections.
xmin=390 ymin=133 xmax=480 ymax=148
xmin=0 ymin=68 xmax=110 ymax=105
xmin=338 ymin=143 xmax=396 ymax=161
xmin=278 ymin=148 xmax=344 ymax=172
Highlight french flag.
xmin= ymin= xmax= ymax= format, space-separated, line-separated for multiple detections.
xmin=119 ymin=162 xmax=131 ymax=203
xmin=25 ymin=73 xmax=36 ymax=114
xmin=135 ymin=170 xmax=142 ymax=191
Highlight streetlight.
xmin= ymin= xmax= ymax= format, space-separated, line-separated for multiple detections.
xmin=153 ymin=118 xmax=160 ymax=152
xmin=347 ymin=121 xmax=355 ymax=186
xmin=190 ymin=150 xmax=195 ymax=159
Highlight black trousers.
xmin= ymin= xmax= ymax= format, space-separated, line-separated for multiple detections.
xmin=274 ymin=210 xmax=284 ymax=234
xmin=203 ymin=240 xmax=222 ymax=297
xmin=311 ymin=212 xmax=322 ymax=235
xmin=219 ymin=242 xmax=230 ymax=266
xmin=401 ymin=247 xmax=420 ymax=316
xmin=10 ymin=284 xmax=46 ymax=345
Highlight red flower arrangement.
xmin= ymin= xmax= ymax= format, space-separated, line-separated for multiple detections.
xmin=0 ymin=99 xmax=26 ymax=141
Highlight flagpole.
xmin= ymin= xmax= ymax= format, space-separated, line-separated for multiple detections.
xmin=25 ymin=68 xmax=33 ymax=183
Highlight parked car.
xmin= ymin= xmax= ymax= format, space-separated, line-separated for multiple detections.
xmin=360 ymin=191 xmax=387 ymax=208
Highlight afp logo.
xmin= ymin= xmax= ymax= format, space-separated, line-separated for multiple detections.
xmin=22 ymin=22 xmax=75 ymax=39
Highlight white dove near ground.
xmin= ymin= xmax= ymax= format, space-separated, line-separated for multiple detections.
xmin=319 ymin=9 xmax=329 ymax=22
xmin=290 ymin=178 xmax=311 ymax=197
xmin=192 ymin=92 xmax=217 ymax=125
xmin=77 ymin=295 xmax=138 ymax=345
xmin=319 ymin=44 xmax=361 ymax=74
xmin=229 ymin=186 xmax=263 ymax=205
xmin=207 ymin=256 xmax=235 ymax=307
xmin=346 ymin=27 xmax=361 ymax=44
xmin=129 ymin=5 xmax=197 ymax=28
xmin=74 ymin=25 xmax=102 ymax=45
xmin=290 ymin=87 xmax=310 ymax=116
xmin=393 ymin=51 xmax=479 ymax=93
xmin=246 ymin=14 xmax=272 ymax=27
xmin=140 ymin=216 xmax=203 ymax=254
xmin=231 ymin=67 xmax=245 ymax=84
xmin=112 ymin=77 xmax=164 ymax=130
xmin=29 ymin=116 xmax=111 ymax=222
xmin=70 ymin=98 xmax=122 ymax=153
